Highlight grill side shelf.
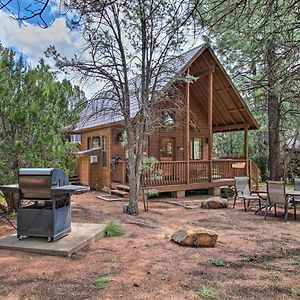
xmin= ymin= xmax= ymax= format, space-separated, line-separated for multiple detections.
xmin=0 ymin=184 xmax=19 ymax=194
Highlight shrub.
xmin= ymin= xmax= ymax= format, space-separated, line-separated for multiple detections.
xmin=209 ymin=258 xmax=225 ymax=267
xmin=94 ymin=276 xmax=110 ymax=287
xmin=104 ymin=220 xmax=124 ymax=237
xmin=196 ymin=286 xmax=217 ymax=299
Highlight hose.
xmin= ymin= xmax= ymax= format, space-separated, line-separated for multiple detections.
xmin=0 ymin=214 xmax=17 ymax=230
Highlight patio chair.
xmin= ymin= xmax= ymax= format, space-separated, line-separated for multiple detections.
xmin=265 ymin=181 xmax=295 ymax=222
xmin=233 ymin=177 xmax=261 ymax=212
xmin=294 ymin=178 xmax=300 ymax=202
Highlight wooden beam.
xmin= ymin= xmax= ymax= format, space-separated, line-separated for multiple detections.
xmin=194 ymin=79 xmax=231 ymax=126
xmin=193 ymin=66 xmax=215 ymax=78
xmin=244 ymin=127 xmax=249 ymax=159
xmin=215 ymin=86 xmax=233 ymax=93
xmin=185 ymin=68 xmax=190 ymax=184
xmin=228 ymin=107 xmax=246 ymax=113
xmin=244 ymin=127 xmax=249 ymax=177
xmin=213 ymin=123 xmax=250 ymax=132
xmin=208 ymin=71 xmax=213 ymax=182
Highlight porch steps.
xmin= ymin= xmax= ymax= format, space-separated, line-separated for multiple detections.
xmin=115 ymin=184 xmax=130 ymax=192
xmin=111 ymin=189 xmax=129 ymax=199
xmin=69 ymin=176 xmax=80 ymax=185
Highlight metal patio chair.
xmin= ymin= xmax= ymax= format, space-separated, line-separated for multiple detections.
xmin=265 ymin=181 xmax=295 ymax=222
xmin=233 ymin=177 xmax=261 ymax=212
xmin=294 ymin=178 xmax=300 ymax=203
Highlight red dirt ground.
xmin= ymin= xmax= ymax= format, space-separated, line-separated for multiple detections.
xmin=0 ymin=192 xmax=299 ymax=300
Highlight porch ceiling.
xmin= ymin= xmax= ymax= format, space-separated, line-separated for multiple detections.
xmin=186 ymin=48 xmax=259 ymax=133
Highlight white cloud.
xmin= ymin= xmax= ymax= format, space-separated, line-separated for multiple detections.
xmin=0 ymin=11 xmax=98 ymax=97
xmin=0 ymin=11 xmax=82 ymax=65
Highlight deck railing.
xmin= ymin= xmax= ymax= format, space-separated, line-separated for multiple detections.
xmin=212 ymin=159 xmax=248 ymax=179
xmin=111 ymin=158 xmax=260 ymax=188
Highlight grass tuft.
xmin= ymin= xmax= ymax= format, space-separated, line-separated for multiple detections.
xmin=94 ymin=276 xmax=111 ymax=287
xmin=208 ymin=258 xmax=225 ymax=267
xmin=104 ymin=220 xmax=125 ymax=237
xmin=196 ymin=285 xmax=217 ymax=299
xmin=291 ymin=259 xmax=300 ymax=266
xmin=291 ymin=287 xmax=300 ymax=297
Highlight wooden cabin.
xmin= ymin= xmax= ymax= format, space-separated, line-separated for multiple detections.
xmin=71 ymin=44 xmax=260 ymax=197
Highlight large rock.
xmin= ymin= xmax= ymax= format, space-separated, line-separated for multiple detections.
xmin=201 ymin=198 xmax=228 ymax=209
xmin=171 ymin=226 xmax=218 ymax=247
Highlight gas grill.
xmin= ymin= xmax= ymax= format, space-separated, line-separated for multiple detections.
xmin=0 ymin=168 xmax=89 ymax=242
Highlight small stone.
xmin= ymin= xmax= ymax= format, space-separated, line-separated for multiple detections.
xmin=171 ymin=226 xmax=218 ymax=247
xmin=133 ymin=283 xmax=139 ymax=287
xmin=201 ymin=198 xmax=228 ymax=209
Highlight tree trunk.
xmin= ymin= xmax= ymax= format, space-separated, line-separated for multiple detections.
xmin=267 ymin=40 xmax=281 ymax=181
xmin=126 ymin=136 xmax=141 ymax=215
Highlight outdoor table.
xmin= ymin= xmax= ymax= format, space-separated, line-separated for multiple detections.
xmin=286 ymin=190 xmax=300 ymax=199
xmin=253 ymin=189 xmax=300 ymax=216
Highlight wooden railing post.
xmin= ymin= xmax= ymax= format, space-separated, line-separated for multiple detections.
xmin=185 ymin=68 xmax=190 ymax=184
xmin=208 ymin=71 xmax=213 ymax=182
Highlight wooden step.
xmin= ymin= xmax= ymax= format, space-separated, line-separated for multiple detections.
xmin=115 ymin=184 xmax=129 ymax=191
xmin=111 ymin=189 xmax=129 ymax=198
xmin=69 ymin=176 xmax=80 ymax=185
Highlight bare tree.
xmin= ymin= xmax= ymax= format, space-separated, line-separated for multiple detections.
xmin=0 ymin=0 xmax=54 ymax=27
xmin=47 ymin=0 xmax=200 ymax=214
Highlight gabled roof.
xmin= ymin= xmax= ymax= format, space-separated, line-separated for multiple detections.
xmin=73 ymin=43 xmax=259 ymax=133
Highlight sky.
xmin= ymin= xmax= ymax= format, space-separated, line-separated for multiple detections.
xmin=0 ymin=0 xmax=91 ymax=94
xmin=0 ymin=1 xmax=203 ymax=99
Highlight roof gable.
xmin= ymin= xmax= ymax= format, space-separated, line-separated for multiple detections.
xmin=74 ymin=44 xmax=259 ymax=132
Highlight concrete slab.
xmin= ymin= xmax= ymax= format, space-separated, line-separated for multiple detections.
xmin=0 ymin=222 xmax=105 ymax=257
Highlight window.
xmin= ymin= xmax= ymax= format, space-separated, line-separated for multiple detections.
xmin=92 ymin=136 xmax=101 ymax=148
xmin=90 ymin=155 xmax=98 ymax=164
xmin=191 ymin=138 xmax=202 ymax=160
xmin=70 ymin=134 xmax=81 ymax=144
xmin=87 ymin=136 xmax=101 ymax=149
xmin=101 ymin=135 xmax=108 ymax=167
xmin=160 ymin=137 xmax=174 ymax=158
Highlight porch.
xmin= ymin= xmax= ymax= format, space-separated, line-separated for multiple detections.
xmin=111 ymin=158 xmax=260 ymax=194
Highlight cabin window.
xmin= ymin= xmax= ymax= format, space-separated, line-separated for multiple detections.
xmin=92 ymin=136 xmax=101 ymax=148
xmin=87 ymin=137 xmax=91 ymax=149
xmin=191 ymin=138 xmax=202 ymax=160
xmin=160 ymin=137 xmax=174 ymax=159
xmin=70 ymin=134 xmax=81 ymax=144
xmin=101 ymin=135 xmax=108 ymax=167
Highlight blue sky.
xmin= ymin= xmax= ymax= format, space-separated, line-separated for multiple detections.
xmin=3 ymin=0 xmax=61 ymax=27
xmin=0 ymin=1 xmax=92 ymax=93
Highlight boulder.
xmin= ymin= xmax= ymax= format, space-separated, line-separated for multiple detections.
xmin=171 ymin=226 xmax=218 ymax=247
xmin=201 ymin=198 xmax=228 ymax=209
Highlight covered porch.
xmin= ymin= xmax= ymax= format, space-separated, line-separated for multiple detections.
xmin=110 ymin=46 xmax=260 ymax=195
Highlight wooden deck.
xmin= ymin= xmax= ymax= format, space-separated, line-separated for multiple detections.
xmin=142 ymin=178 xmax=235 ymax=193
xmin=111 ymin=158 xmax=260 ymax=193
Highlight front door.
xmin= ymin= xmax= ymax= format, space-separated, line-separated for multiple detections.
xmin=160 ymin=137 xmax=175 ymax=161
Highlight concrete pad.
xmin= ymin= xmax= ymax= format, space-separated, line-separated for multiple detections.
xmin=0 ymin=222 xmax=105 ymax=257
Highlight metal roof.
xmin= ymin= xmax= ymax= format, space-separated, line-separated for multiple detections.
xmin=73 ymin=45 xmax=204 ymax=132
xmin=73 ymin=44 xmax=259 ymax=132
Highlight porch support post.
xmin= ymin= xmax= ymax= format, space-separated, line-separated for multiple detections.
xmin=244 ymin=127 xmax=249 ymax=177
xmin=208 ymin=71 xmax=213 ymax=182
xmin=185 ymin=68 xmax=190 ymax=184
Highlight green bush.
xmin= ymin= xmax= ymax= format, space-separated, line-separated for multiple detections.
xmin=94 ymin=276 xmax=110 ymax=287
xmin=104 ymin=220 xmax=124 ymax=237
xmin=208 ymin=258 xmax=225 ymax=267
xmin=196 ymin=286 xmax=217 ymax=299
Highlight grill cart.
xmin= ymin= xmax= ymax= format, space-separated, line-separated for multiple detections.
xmin=0 ymin=168 xmax=89 ymax=242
